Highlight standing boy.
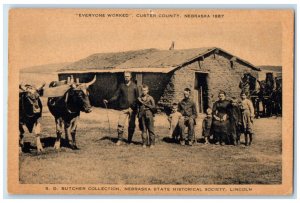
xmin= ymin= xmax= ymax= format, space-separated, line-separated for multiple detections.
xmin=137 ymin=85 xmax=156 ymax=148
xmin=240 ymin=92 xmax=255 ymax=146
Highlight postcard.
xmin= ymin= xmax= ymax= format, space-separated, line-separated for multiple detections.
xmin=7 ymin=8 xmax=294 ymax=195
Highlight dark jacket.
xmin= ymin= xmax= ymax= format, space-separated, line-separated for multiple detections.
xmin=137 ymin=94 xmax=155 ymax=118
xmin=178 ymin=98 xmax=198 ymax=120
xmin=230 ymin=105 xmax=242 ymax=125
xmin=109 ymin=82 xmax=139 ymax=110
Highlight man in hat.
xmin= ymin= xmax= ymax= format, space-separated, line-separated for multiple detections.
xmin=178 ymin=88 xmax=198 ymax=146
xmin=239 ymin=74 xmax=250 ymax=97
xmin=104 ymin=72 xmax=139 ymax=145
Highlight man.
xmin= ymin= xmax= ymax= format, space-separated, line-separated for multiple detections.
xmin=178 ymin=88 xmax=198 ymax=146
xmin=103 ymin=72 xmax=139 ymax=145
xmin=239 ymin=74 xmax=250 ymax=97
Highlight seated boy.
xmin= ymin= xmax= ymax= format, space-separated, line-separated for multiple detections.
xmin=168 ymin=102 xmax=182 ymax=141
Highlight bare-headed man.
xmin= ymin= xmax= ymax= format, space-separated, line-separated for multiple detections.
xmin=104 ymin=72 xmax=139 ymax=145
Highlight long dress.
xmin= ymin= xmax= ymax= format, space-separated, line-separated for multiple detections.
xmin=212 ymin=99 xmax=231 ymax=142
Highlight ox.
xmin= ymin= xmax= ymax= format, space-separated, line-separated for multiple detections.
xmin=246 ymin=73 xmax=282 ymax=118
xmin=19 ymin=83 xmax=45 ymax=153
xmin=47 ymin=76 xmax=96 ymax=150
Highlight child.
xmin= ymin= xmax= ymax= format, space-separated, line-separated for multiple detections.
xmin=230 ymin=97 xmax=242 ymax=145
xmin=137 ymin=84 xmax=156 ymax=148
xmin=168 ymin=103 xmax=182 ymax=141
xmin=202 ymin=108 xmax=213 ymax=144
xmin=240 ymin=92 xmax=255 ymax=146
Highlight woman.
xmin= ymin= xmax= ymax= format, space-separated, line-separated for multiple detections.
xmin=212 ymin=91 xmax=232 ymax=145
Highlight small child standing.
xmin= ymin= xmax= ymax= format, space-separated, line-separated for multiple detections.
xmin=202 ymin=108 xmax=213 ymax=144
xmin=168 ymin=103 xmax=182 ymax=141
xmin=137 ymin=84 xmax=156 ymax=148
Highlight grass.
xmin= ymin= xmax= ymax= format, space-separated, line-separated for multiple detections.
xmin=19 ymin=105 xmax=282 ymax=185
xmin=19 ymin=70 xmax=282 ymax=185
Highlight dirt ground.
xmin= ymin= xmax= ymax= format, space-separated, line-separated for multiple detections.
xmin=19 ymin=100 xmax=282 ymax=185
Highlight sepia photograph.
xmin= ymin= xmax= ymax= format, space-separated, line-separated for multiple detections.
xmin=7 ymin=8 xmax=294 ymax=195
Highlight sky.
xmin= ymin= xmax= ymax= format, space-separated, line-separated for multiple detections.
xmin=9 ymin=9 xmax=284 ymax=69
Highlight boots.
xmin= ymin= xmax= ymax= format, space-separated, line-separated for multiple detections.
xmin=245 ymin=133 xmax=254 ymax=146
xmin=245 ymin=134 xmax=249 ymax=146
xmin=127 ymin=128 xmax=135 ymax=144
xmin=236 ymin=134 xmax=241 ymax=146
xmin=249 ymin=133 xmax=254 ymax=146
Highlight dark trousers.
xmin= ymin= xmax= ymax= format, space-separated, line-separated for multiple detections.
xmin=231 ymin=123 xmax=241 ymax=144
xmin=139 ymin=113 xmax=155 ymax=145
xmin=178 ymin=117 xmax=195 ymax=141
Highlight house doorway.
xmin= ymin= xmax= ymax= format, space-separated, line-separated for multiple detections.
xmin=194 ymin=73 xmax=209 ymax=113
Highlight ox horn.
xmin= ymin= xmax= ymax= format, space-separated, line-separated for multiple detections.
xmin=19 ymin=84 xmax=26 ymax=91
xmin=37 ymin=83 xmax=46 ymax=90
xmin=85 ymin=75 xmax=97 ymax=86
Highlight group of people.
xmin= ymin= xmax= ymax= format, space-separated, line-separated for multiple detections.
xmin=103 ymin=71 xmax=156 ymax=148
xmin=201 ymin=91 xmax=255 ymax=146
xmin=104 ymin=71 xmax=255 ymax=148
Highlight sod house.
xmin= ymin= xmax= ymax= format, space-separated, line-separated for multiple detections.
xmin=58 ymin=47 xmax=260 ymax=113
